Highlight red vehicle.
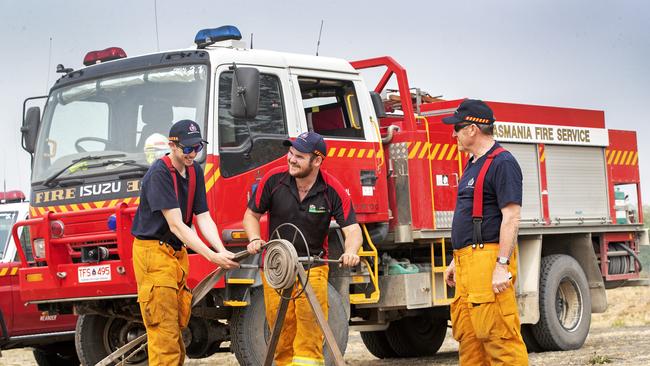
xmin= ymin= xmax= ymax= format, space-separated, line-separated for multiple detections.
xmin=14 ymin=26 xmax=647 ymax=364
xmin=0 ymin=190 xmax=78 ymax=364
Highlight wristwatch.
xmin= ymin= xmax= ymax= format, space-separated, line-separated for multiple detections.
xmin=496 ymin=256 xmax=510 ymax=265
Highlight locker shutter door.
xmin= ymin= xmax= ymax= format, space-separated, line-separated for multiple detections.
xmin=545 ymin=145 xmax=609 ymax=223
xmin=500 ymin=143 xmax=542 ymax=224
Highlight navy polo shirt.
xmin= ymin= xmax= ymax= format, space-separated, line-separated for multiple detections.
xmin=248 ymin=166 xmax=357 ymax=258
xmin=131 ymin=158 xmax=209 ymax=250
xmin=451 ymin=142 xmax=523 ymax=250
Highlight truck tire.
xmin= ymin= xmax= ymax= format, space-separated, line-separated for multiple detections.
xmin=520 ymin=324 xmax=543 ymax=353
xmin=384 ymin=313 xmax=447 ymax=357
xmin=532 ymin=254 xmax=591 ymax=351
xmin=359 ymin=330 xmax=398 ymax=359
xmin=75 ymin=314 xmax=148 ymax=366
xmin=33 ymin=341 xmax=80 ymax=366
xmin=231 ymin=283 xmax=349 ymax=366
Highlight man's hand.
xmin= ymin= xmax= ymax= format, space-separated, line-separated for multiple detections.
xmin=492 ymin=264 xmax=511 ymax=293
xmin=339 ymin=252 xmax=360 ymax=267
xmin=208 ymin=250 xmax=239 ymax=269
xmin=444 ymin=259 xmax=456 ymax=287
xmin=246 ymin=239 xmax=266 ymax=255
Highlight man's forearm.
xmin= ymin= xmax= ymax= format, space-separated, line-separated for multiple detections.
xmin=498 ymin=217 xmax=519 ymax=259
xmin=342 ymin=224 xmax=363 ymax=254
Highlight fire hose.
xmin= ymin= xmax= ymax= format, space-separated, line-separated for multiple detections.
xmin=98 ymin=224 xmax=345 ymax=366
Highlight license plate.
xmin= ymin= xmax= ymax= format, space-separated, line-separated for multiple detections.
xmin=78 ymin=264 xmax=112 ymax=283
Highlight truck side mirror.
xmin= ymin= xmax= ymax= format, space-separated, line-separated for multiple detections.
xmin=369 ymin=91 xmax=386 ymax=118
xmin=231 ymin=67 xmax=260 ymax=119
xmin=21 ymin=106 xmax=41 ymax=154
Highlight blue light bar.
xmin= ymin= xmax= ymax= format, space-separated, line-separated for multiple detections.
xmin=195 ymin=25 xmax=242 ymax=49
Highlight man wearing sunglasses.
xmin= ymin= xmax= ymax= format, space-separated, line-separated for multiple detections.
xmin=442 ymin=100 xmax=528 ymax=365
xmin=131 ymin=119 xmax=239 ymax=365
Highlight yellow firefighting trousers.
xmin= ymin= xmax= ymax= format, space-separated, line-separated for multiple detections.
xmin=133 ymin=238 xmax=193 ymax=366
xmin=450 ymin=243 xmax=528 ymax=366
xmin=262 ymin=264 xmax=329 ymax=366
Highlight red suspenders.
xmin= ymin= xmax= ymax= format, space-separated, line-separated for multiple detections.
xmin=472 ymin=147 xmax=506 ymax=245
xmin=161 ymin=155 xmax=196 ymax=225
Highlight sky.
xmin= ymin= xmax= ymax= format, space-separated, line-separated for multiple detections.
xmin=0 ymin=0 xmax=649 ymax=206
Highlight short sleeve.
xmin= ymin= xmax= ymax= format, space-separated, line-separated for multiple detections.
xmin=493 ymin=157 xmax=523 ymax=209
xmin=326 ymin=176 xmax=357 ymax=228
xmin=193 ymin=163 xmax=209 ymax=215
xmin=146 ymin=167 xmax=180 ymax=212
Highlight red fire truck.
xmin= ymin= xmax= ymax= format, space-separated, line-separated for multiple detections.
xmin=0 ymin=190 xmax=78 ymax=364
xmin=14 ymin=25 xmax=646 ymax=364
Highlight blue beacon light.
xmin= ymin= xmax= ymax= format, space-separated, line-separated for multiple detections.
xmin=194 ymin=25 xmax=242 ymax=49
xmin=107 ymin=214 xmax=117 ymax=231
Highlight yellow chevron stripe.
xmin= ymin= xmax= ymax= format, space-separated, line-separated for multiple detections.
xmin=418 ymin=142 xmax=431 ymax=159
xmin=204 ymin=162 xmax=214 ymax=176
xmin=607 ymin=150 xmax=615 ymax=164
xmin=347 ymin=148 xmax=356 ymax=158
xmin=357 ymin=149 xmax=366 ymax=158
xmin=613 ymin=150 xmax=622 ymax=165
xmin=123 ymin=197 xmax=132 ymax=205
xmin=429 ymin=144 xmax=441 ymax=160
xmin=206 ymin=168 xmax=221 ymax=193
xmin=619 ymin=151 xmax=629 ymax=166
xmin=327 ymin=148 xmax=336 ymax=158
xmin=367 ymin=149 xmax=375 ymax=158
xmin=38 ymin=207 xmax=46 ymax=215
xmin=437 ymin=144 xmax=449 ymax=160
xmin=82 ymin=203 xmax=92 ymax=210
xmin=96 ymin=201 xmax=106 ymax=208
xmin=446 ymin=144 xmax=457 ymax=160
xmin=30 ymin=207 xmax=37 ymax=217
xmin=377 ymin=150 xmax=383 ymax=159
xmin=108 ymin=199 xmax=119 ymax=208
xmin=605 ymin=150 xmax=610 ymax=159
xmin=10 ymin=267 xmax=18 ymax=275
xmin=135 ymin=197 xmax=141 ymax=204
xmin=625 ymin=151 xmax=634 ymax=165
xmin=59 ymin=205 xmax=68 ymax=213
xmin=70 ymin=204 xmax=81 ymax=211
xmin=408 ymin=141 xmax=421 ymax=159
xmin=337 ymin=148 xmax=347 ymax=158
xmin=0 ymin=268 xmax=7 ymax=276
xmin=540 ymin=150 xmax=545 ymax=163
xmin=632 ymin=152 xmax=638 ymax=165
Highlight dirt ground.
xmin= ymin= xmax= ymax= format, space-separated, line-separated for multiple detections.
xmin=2 ymin=285 xmax=650 ymax=366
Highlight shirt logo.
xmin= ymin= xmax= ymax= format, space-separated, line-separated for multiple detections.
xmin=467 ymin=178 xmax=475 ymax=187
xmin=308 ymin=204 xmax=328 ymax=214
xmin=189 ymin=123 xmax=197 ymax=132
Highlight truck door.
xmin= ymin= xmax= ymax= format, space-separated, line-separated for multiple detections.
xmin=290 ymin=70 xmax=389 ymax=223
xmin=211 ymin=65 xmax=294 ymax=234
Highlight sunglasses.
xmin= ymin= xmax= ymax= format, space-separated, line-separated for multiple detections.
xmin=177 ymin=142 xmax=204 ymax=154
xmin=454 ymin=123 xmax=474 ymax=132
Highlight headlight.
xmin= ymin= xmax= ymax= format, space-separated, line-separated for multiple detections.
xmin=50 ymin=220 xmax=65 ymax=239
xmin=33 ymin=238 xmax=46 ymax=259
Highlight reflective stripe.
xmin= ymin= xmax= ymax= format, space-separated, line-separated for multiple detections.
xmin=292 ymin=356 xmax=325 ymax=365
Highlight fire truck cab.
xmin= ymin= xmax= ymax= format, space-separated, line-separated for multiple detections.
xmin=14 ymin=25 xmax=646 ymax=364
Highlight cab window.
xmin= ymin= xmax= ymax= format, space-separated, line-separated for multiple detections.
xmin=217 ymin=72 xmax=288 ymax=177
xmin=298 ymin=77 xmax=363 ymax=139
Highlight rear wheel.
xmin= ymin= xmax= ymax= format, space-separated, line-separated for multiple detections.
xmin=384 ymin=313 xmax=447 ymax=357
xmin=532 ymin=254 xmax=591 ymax=351
xmin=359 ymin=330 xmax=398 ymax=359
xmin=231 ymin=283 xmax=349 ymax=366
xmin=33 ymin=341 xmax=79 ymax=366
xmin=75 ymin=314 xmax=147 ymax=366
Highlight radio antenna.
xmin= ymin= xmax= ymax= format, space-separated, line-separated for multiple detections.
xmin=250 ymin=33 xmax=254 ymax=49
xmin=154 ymin=0 xmax=160 ymax=51
xmin=315 ymin=20 xmax=324 ymax=56
xmin=45 ymin=37 xmax=52 ymax=92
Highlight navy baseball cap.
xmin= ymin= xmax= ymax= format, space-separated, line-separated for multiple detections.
xmin=168 ymin=120 xmax=208 ymax=146
xmin=283 ymin=131 xmax=327 ymax=158
xmin=442 ymin=99 xmax=495 ymax=125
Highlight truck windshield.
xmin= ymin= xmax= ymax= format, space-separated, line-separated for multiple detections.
xmin=0 ymin=211 xmax=18 ymax=259
xmin=32 ymin=64 xmax=208 ymax=184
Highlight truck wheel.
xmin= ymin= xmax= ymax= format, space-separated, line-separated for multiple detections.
xmin=231 ymin=283 xmax=349 ymax=366
xmin=384 ymin=313 xmax=447 ymax=357
xmin=75 ymin=314 xmax=148 ymax=366
xmin=532 ymin=254 xmax=591 ymax=351
xmin=33 ymin=341 xmax=80 ymax=366
xmin=360 ymin=330 xmax=398 ymax=359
